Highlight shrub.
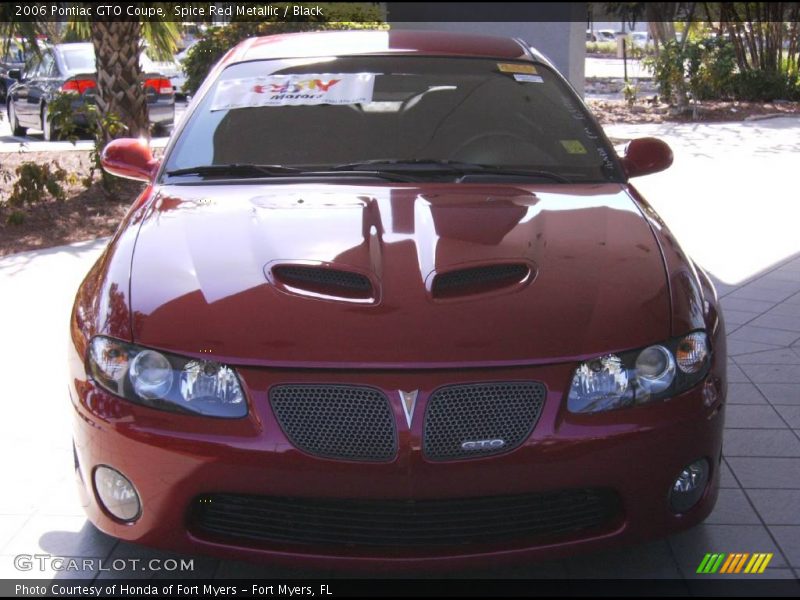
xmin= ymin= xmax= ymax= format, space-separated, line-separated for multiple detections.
xmin=646 ymin=35 xmax=798 ymax=104
xmin=585 ymin=41 xmax=616 ymax=55
xmin=7 ymin=162 xmax=68 ymax=206
xmin=6 ymin=210 xmax=25 ymax=226
xmin=47 ymin=92 xmax=127 ymax=191
xmin=730 ymin=70 xmax=800 ymax=101
xmin=183 ymin=3 xmax=386 ymax=96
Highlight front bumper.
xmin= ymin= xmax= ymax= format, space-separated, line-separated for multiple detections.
xmin=68 ymin=346 xmax=726 ymax=572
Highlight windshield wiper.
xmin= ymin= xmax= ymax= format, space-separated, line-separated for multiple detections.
xmin=165 ymin=164 xmax=302 ymax=178
xmin=330 ymin=159 xmax=571 ymax=183
xmin=164 ymin=163 xmax=421 ymax=183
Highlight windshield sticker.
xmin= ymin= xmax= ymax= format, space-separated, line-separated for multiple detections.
xmin=560 ymin=140 xmax=588 ymax=154
xmin=497 ymin=63 xmax=537 ymax=75
xmin=210 ymin=73 xmax=375 ymax=110
xmin=513 ymin=74 xmax=544 ymax=83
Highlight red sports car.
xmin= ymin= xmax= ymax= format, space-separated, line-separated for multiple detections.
xmin=69 ymin=30 xmax=726 ymax=571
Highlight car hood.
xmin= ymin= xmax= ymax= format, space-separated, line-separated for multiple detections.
xmin=129 ymin=183 xmax=670 ymax=367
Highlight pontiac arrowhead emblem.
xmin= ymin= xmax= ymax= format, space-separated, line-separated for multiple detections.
xmin=399 ymin=390 xmax=418 ymax=428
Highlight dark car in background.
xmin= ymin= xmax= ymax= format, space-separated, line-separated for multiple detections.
xmin=6 ymin=42 xmax=174 ymax=140
xmin=0 ymin=39 xmax=31 ymax=103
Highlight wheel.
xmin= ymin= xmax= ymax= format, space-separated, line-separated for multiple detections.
xmin=7 ymin=100 xmax=27 ymax=137
xmin=41 ymin=103 xmax=58 ymax=141
xmin=151 ymin=121 xmax=173 ymax=137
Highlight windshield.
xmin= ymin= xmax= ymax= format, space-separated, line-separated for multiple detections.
xmin=1 ymin=41 xmax=28 ymax=64
xmin=61 ymin=45 xmax=95 ymax=73
xmin=164 ymin=56 xmax=621 ymax=183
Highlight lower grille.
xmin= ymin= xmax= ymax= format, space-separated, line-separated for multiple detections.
xmin=424 ymin=382 xmax=546 ymax=461
xmin=270 ymin=385 xmax=397 ymax=462
xmin=190 ymin=489 xmax=619 ymax=548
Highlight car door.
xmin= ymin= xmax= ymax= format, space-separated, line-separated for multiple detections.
xmin=10 ymin=54 xmax=40 ymax=125
xmin=26 ymin=51 xmax=55 ymax=127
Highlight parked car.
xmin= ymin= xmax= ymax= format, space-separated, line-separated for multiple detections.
xmin=6 ymin=42 xmax=174 ymax=140
xmin=596 ymin=29 xmax=617 ymax=42
xmin=71 ymin=30 xmax=726 ymax=571
xmin=141 ymin=45 xmax=187 ymax=99
xmin=630 ymin=31 xmax=651 ymax=49
xmin=0 ymin=39 xmax=31 ymax=103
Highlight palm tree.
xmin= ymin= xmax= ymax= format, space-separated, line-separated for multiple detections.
xmin=1 ymin=10 xmax=179 ymax=141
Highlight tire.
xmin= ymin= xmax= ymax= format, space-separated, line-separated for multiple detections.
xmin=41 ymin=103 xmax=58 ymax=141
xmin=7 ymin=100 xmax=27 ymax=137
xmin=152 ymin=121 xmax=173 ymax=137
xmin=0 ymin=82 xmax=6 ymax=104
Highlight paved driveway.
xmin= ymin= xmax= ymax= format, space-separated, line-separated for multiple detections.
xmin=1 ymin=118 xmax=799 ymax=585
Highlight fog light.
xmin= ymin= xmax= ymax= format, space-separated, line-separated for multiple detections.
xmin=94 ymin=466 xmax=141 ymax=522
xmin=669 ymin=459 xmax=709 ymax=513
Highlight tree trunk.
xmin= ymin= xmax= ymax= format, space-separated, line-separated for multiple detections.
xmin=91 ymin=21 xmax=149 ymax=142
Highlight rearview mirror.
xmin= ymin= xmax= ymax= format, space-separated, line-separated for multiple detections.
xmin=8 ymin=69 xmax=21 ymax=81
xmin=621 ymin=137 xmax=673 ymax=178
xmin=100 ymin=138 xmax=160 ymax=182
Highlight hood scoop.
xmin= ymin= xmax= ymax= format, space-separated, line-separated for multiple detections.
xmin=431 ymin=263 xmax=532 ymax=300
xmin=269 ymin=264 xmax=376 ymax=303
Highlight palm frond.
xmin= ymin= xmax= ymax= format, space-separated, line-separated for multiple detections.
xmin=141 ymin=21 xmax=181 ymax=60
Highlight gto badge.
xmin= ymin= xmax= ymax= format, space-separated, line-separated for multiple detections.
xmin=398 ymin=390 xmax=418 ymax=428
xmin=461 ymin=439 xmax=506 ymax=451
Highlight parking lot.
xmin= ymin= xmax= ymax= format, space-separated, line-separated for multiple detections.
xmin=1 ymin=102 xmax=799 ymax=584
xmin=0 ymin=101 xmax=188 ymax=152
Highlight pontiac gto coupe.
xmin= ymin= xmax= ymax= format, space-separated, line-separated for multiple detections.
xmin=68 ymin=31 xmax=726 ymax=570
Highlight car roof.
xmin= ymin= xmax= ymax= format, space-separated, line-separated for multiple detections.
xmin=223 ymin=30 xmax=541 ymax=65
xmin=52 ymin=42 xmax=93 ymax=54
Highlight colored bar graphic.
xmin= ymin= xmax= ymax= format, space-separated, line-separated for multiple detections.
xmin=698 ymin=552 xmax=773 ymax=574
xmin=734 ymin=553 xmax=749 ymax=573
xmin=719 ymin=553 xmax=736 ymax=574
xmin=697 ymin=553 xmax=714 ymax=573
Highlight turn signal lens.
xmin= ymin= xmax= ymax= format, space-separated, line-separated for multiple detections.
xmin=676 ymin=332 xmax=709 ymax=373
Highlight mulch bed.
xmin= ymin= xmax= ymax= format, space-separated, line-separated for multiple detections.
xmin=0 ymin=151 xmax=144 ymax=257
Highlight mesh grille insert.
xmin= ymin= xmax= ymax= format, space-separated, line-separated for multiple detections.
xmin=270 ymin=385 xmax=397 ymax=462
xmin=424 ymin=382 xmax=546 ymax=461
xmin=432 ymin=263 xmax=530 ymax=298
xmin=272 ymin=265 xmax=372 ymax=297
xmin=190 ymin=488 xmax=620 ymax=548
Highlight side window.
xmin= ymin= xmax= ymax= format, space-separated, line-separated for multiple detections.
xmin=40 ymin=53 xmax=55 ymax=77
xmin=25 ymin=55 xmax=41 ymax=79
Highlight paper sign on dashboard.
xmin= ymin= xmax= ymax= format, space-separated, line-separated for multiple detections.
xmin=210 ymin=73 xmax=375 ymax=110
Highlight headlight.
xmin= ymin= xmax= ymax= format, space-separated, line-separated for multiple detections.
xmin=87 ymin=336 xmax=247 ymax=418
xmin=568 ymin=331 xmax=710 ymax=414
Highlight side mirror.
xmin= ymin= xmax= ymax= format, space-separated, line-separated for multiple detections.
xmin=621 ymin=137 xmax=673 ymax=178
xmin=100 ymin=138 xmax=160 ymax=182
xmin=8 ymin=69 xmax=21 ymax=81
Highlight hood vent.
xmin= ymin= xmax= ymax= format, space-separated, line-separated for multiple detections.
xmin=432 ymin=263 xmax=531 ymax=299
xmin=271 ymin=265 xmax=373 ymax=300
